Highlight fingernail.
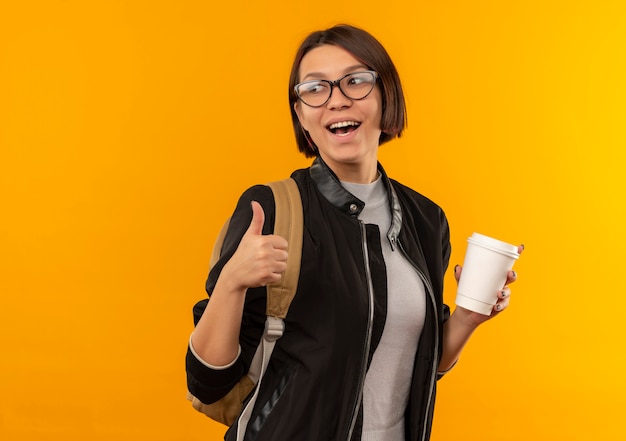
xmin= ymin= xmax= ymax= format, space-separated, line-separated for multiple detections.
xmin=501 ymin=290 xmax=508 ymax=298
xmin=495 ymin=304 xmax=503 ymax=311
xmin=454 ymin=265 xmax=460 ymax=273
xmin=511 ymin=271 xmax=517 ymax=279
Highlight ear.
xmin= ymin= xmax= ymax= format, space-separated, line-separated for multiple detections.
xmin=294 ymin=101 xmax=310 ymax=131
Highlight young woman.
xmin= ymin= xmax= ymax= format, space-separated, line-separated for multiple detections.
xmin=186 ymin=24 xmax=522 ymax=441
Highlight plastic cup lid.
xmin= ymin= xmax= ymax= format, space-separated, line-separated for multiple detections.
xmin=467 ymin=232 xmax=519 ymax=259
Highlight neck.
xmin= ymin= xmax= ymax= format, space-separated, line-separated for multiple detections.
xmin=320 ymin=155 xmax=379 ymax=184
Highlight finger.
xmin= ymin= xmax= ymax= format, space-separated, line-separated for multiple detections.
xmin=518 ymin=244 xmax=525 ymax=255
xmin=498 ymin=287 xmax=511 ymax=300
xmin=274 ymin=249 xmax=289 ymax=262
xmin=246 ymin=201 xmax=265 ymax=236
xmin=269 ymin=235 xmax=289 ymax=252
xmin=260 ymin=260 xmax=288 ymax=285
xmin=494 ymin=295 xmax=510 ymax=312
xmin=453 ymin=264 xmax=461 ymax=283
xmin=273 ymin=260 xmax=288 ymax=274
xmin=505 ymin=269 xmax=518 ymax=285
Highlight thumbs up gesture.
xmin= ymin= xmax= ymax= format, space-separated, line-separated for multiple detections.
xmin=221 ymin=201 xmax=289 ymax=292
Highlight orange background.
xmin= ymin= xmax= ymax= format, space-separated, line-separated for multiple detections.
xmin=1 ymin=1 xmax=625 ymax=440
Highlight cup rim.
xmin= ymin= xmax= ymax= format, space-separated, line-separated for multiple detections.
xmin=468 ymin=233 xmax=519 ymax=259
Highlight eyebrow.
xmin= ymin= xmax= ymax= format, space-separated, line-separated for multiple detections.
xmin=301 ymin=64 xmax=369 ymax=81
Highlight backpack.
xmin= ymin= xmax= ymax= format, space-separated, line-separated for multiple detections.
xmin=187 ymin=178 xmax=303 ymax=436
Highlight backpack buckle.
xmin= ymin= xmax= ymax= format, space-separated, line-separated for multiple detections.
xmin=264 ymin=316 xmax=285 ymax=341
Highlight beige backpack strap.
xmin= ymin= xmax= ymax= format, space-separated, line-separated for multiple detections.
xmin=235 ymin=178 xmax=302 ymax=440
xmin=209 ymin=218 xmax=231 ymax=268
xmin=265 ymin=178 xmax=303 ymax=318
xmin=191 ymin=178 xmax=303 ymax=434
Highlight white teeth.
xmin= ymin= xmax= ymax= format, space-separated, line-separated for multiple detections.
xmin=329 ymin=121 xmax=360 ymax=130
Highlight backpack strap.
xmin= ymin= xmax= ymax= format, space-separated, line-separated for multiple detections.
xmin=189 ymin=178 xmax=303 ymax=432
xmin=209 ymin=217 xmax=231 ymax=268
xmin=236 ymin=178 xmax=302 ymax=440
xmin=265 ymin=178 xmax=303 ymax=318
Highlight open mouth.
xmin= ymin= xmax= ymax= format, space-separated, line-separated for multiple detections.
xmin=327 ymin=120 xmax=361 ymax=136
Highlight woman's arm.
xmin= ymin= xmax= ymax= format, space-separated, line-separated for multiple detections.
xmin=438 ymin=246 xmax=523 ymax=372
xmin=191 ymin=201 xmax=288 ymax=367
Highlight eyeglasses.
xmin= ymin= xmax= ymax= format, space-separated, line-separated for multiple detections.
xmin=294 ymin=70 xmax=379 ymax=108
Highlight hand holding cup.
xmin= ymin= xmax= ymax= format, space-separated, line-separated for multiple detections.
xmin=455 ymin=233 xmax=522 ymax=316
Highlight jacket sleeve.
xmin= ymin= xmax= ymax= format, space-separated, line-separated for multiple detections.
xmin=185 ymin=184 xmax=276 ymax=404
xmin=437 ymin=205 xmax=454 ymax=380
xmin=440 ymin=205 xmax=452 ymax=326
xmin=439 ymin=205 xmax=451 ymax=276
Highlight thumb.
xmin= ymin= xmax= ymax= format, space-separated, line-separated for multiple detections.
xmin=453 ymin=265 xmax=462 ymax=283
xmin=246 ymin=201 xmax=265 ymax=236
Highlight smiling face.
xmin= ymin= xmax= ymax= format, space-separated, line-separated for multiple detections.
xmin=294 ymin=45 xmax=383 ymax=183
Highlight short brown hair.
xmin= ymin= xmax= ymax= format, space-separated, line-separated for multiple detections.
xmin=288 ymin=24 xmax=407 ymax=157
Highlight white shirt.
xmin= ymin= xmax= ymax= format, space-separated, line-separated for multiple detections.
xmin=342 ymin=177 xmax=426 ymax=441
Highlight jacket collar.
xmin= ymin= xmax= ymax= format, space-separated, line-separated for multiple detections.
xmin=309 ymin=156 xmax=403 ymax=247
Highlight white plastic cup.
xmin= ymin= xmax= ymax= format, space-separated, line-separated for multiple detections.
xmin=456 ymin=233 xmax=520 ymax=316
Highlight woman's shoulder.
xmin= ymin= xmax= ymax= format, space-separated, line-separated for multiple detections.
xmin=389 ymin=177 xmax=444 ymax=212
xmin=231 ymin=166 xmax=310 ymax=218
xmin=236 ymin=183 xmax=275 ymax=207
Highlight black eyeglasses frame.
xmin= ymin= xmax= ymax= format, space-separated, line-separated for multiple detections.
xmin=294 ymin=70 xmax=379 ymax=108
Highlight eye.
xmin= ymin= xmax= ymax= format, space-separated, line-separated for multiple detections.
xmin=299 ymin=81 xmax=328 ymax=95
xmin=348 ymin=75 xmax=366 ymax=85
xmin=344 ymin=72 xmax=375 ymax=88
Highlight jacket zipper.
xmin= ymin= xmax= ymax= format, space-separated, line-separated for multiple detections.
xmin=395 ymin=238 xmax=439 ymax=441
xmin=346 ymin=221 xmax=375 ymax=440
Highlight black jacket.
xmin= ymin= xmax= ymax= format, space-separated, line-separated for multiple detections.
xmin=186 ymin=157 xmax=451 ymax=441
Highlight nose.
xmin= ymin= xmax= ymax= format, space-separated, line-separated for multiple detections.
xmin=326 ymin=84 xmax=352 ymax=109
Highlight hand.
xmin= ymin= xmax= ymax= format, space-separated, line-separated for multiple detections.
xmin=453 ymin=244 xmax=524 ymax=327
xmin=220 ymin=201 xmax=289 ymax=292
